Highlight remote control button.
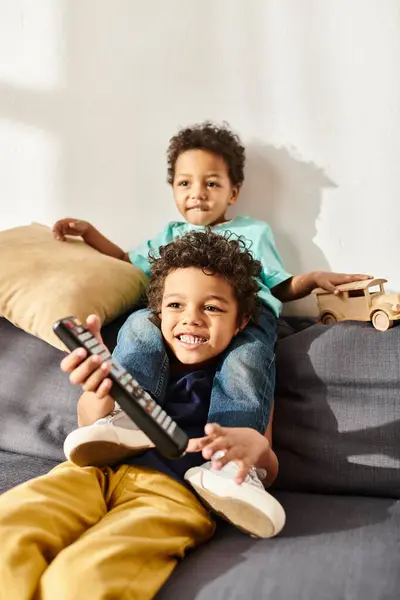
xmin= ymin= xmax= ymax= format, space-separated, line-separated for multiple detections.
xmin=84 ymin=338 xmax=99 ymax=349
xmin=78 ymin=332 xmax=92 ymax=342
xmin=152 ymin=404 xmax=162 ymax=418
xmin=156 ymin=410 xmax=166 ymax=425
xmin=111 ymin=367 xmax=124 ymax=379
xmin=126 ymin=383 xmax=134 ymax=393
xmin=110 ymin=362 xmax=125 ymax=377
xmin=167 ymin=421 xmax=177 ymax=436
xmin=163 ymin=416 xmax=172 ymax=430
xmin=119 ymin=373 xmax=133 ymax=386
xmin=76 ymin=326 xmax=84 ymax=334
xmin=91 ymin=345 xmax=107 ymax=355
xmin=98 ymin=350 xmax=111 ymax=361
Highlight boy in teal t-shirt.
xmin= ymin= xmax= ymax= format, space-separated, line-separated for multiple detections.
xmin=128 ymin=216 xmax=290 ymax=319
xmin=53 ymin=122 xmax=369 ymax=537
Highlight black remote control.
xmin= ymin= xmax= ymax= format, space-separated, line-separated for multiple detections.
xmin=53 ymin=316 xmax=188 ymax=459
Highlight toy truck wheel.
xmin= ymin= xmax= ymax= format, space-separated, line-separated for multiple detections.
xmin=321 ymin=312 xmax=337 ymax=325
xmin=371 ymin=310 xmax=393 ymax=331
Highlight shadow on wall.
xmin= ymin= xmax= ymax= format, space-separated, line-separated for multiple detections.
xmin=233 ymin=143 xmax=338 ymax=316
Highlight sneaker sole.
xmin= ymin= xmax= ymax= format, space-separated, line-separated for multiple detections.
xmin=69 ymin=440 xmax=153 ymax=468
xmin=188 ymin=480 xmax=277 ymax=538
xmin=185 ymin=468 xmax=286 ymax=538
xmin=64 ymin=426 xmax=154 ymax=467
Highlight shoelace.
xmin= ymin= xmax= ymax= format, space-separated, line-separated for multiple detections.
xmin=211 ymin=451 xmax=266 ymax=486
xmin=96 ymin=406 xmax=122 ymax=425
xmin=246 ymin=467 xmax=266 ymax=487
xmin=109 ymin=406 xmax=123 ymax=418
xmin=208 ymin=461 xmax=265 ymax=489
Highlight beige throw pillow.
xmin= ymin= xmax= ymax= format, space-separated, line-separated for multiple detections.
xmin=0 ymin=223 xmax=148 ymax=350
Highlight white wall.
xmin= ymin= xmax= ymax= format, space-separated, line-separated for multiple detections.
xmin=1 ymin=0 xmax=400 ymax=314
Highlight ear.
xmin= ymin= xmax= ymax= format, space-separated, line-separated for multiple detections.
xmin=234 ymin=315 xmax=250 ymax=336
xmin=228 ymin=185 xmax=240 ymax=206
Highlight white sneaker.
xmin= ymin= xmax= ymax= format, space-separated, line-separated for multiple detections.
xmin=184 ymin=461 xmax=286 ymax=538
xmin=64 ymin=409 xmax=154 ymax=467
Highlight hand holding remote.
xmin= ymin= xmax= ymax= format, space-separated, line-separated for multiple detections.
xmin=54 ymin=316 xmax=189 ymax=458
xmin=60 ymin=314 xmax=113 ymax=401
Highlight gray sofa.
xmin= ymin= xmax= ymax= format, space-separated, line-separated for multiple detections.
xmin=1 ymin=315 xmax=399 ymax=599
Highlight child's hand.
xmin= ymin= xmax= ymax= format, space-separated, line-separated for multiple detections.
xmin=187 ymin=423 xmax=270 ymax=484
xmin=313 ymin=271 xmax=372 ymax=295
xmin=77 ymin=391 xmax=115 ymax=427
xmin=60 ymin=314 xmax=113 ymax=400
xmin=53 ymin=218 xmax=91 ymax=241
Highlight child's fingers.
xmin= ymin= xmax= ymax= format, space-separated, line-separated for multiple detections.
xmin=204 ymin=423 xmax=223 ymax=437
xmin=82 ymin=361 xmax=111 ymax=392
xmin=52 ymin=224 xmax=63 ymax=239
xmin=234 ymin=460 xmax=252 ymax=485
xmin=86 ymin=314 xmax=104 ymax=345
xmin=211 ymin=446 xmax=244 ymax=470
xmin=68 ymin=354 xmax=102 ymax=385
xmin=344 ymin=273 xmax=371 ymax=281
xmin=321 ymin=281 xmax=337 ymax=294
xmin=185 ymin=439 xmax=199 ymax=453
xmin=186 ymin=436 xmax=211 ymax=453
xmin=69 ymin=221 xmax=86 ymax=234
xmin=96 ymin=377 xmax=113 ymax=399
xmin=202 ymin=436 xmax=233 ymax=460
xmin=60 ymin=347 xmax=87 ymax=373
xmin=185 ymin=423 xmax=224 ymax=455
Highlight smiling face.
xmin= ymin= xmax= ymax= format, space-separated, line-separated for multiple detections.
xmin=160 ymin=267 xmax=245 ymax=368
xmin=172 ymin=149 xmax=239 ymax=226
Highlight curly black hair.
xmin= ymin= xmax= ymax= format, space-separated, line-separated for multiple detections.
xmin=147 ymin=229 xmax=261 ymax=324
xmin=167 ymin=121 xmax=246 ymax=187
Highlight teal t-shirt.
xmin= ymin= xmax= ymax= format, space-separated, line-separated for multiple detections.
xmin=128 ymin=215 xmax=292 ymax=317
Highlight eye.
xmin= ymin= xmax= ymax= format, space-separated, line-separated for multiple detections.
xmin=178 ymin=180 xmax=189 ymax=187
xmin=204 ymin=305 xmax=222 ymax=312
xmin=167 ymin=302 xmax=181 ymax=309
xmin=207 ymin=181 xmax=218 ymax=188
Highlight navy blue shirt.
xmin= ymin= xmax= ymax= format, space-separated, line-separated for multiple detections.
xmin=124 ymin=365 xmax=216 ymax=483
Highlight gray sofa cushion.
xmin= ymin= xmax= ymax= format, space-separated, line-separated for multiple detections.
xmin=158 ymin=492 xmax=400 ymax=600
xmin=0 ymin=316 xmax=126 ymax=462
xmin=274 ymin=321 xmax=400 ymax=498
xmin=0 ymin=450 xmax=60 ymax=494
xmin=0 ymin=319 xmax=78 ymax=461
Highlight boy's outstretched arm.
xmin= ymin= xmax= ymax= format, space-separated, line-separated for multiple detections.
xmin=53 ymin=218 xmax=130 ymax=261
xmin=271 ymin=271 xmax=372 ymax=303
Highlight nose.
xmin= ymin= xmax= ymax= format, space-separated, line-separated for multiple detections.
xmin=190 ymin=182 xmax=207 ymax=200
xmin=182 ymin=305 xmax=204 ymax=326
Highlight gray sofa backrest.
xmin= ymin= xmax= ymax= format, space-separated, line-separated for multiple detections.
xmin=274 ymin=320 xmax=400 ymax=498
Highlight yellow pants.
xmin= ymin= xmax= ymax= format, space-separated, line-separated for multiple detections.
xmin=0 ymin=462 xmax=215 ymax=600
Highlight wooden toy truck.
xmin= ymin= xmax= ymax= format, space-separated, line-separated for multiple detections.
xmin=312 ymin=278 xmax=400 ymax=331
